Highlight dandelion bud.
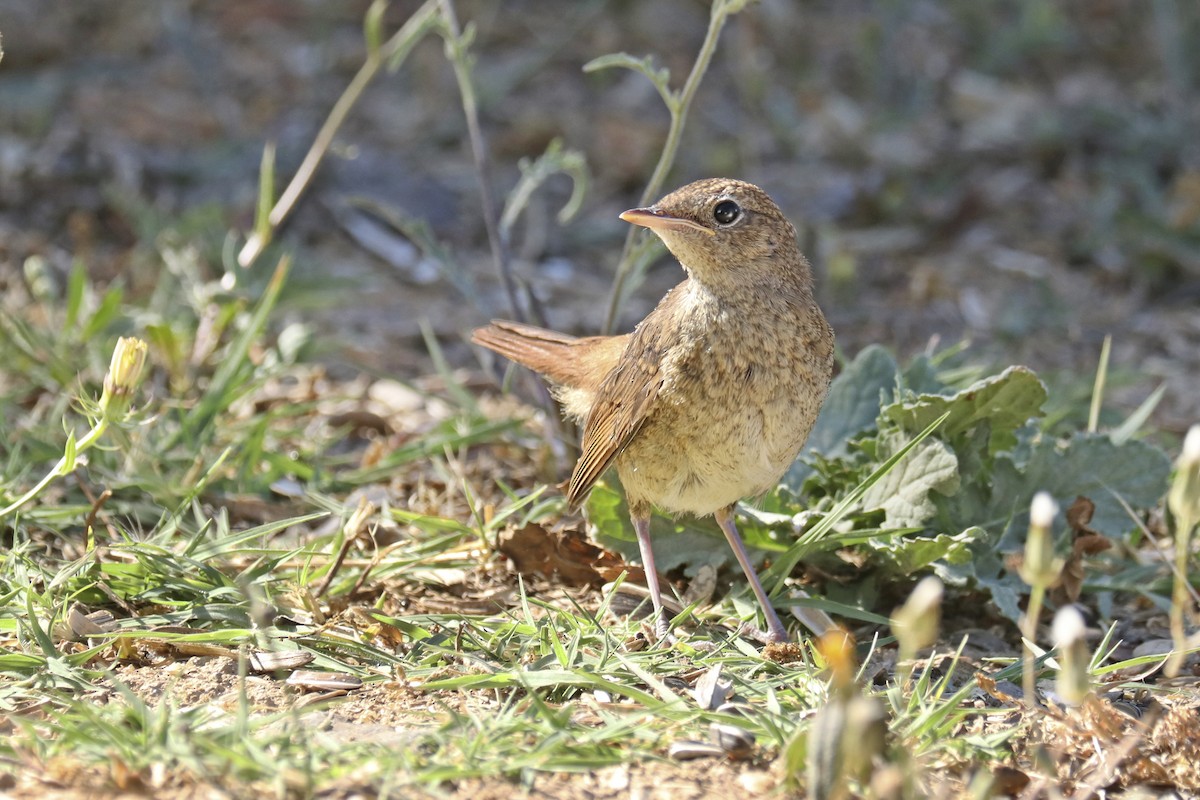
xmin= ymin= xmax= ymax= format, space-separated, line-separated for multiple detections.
xmin=1051 ymin=606 xmax=1091 ymax=705
xmin=1168 ymin=425 xmax=1200 ymax=535
xmin=891 ymin=576 xmax=943 ymax=656
xmin=1183 ymin=426 xmax=1200 ymax=465
xmin=99 ymin=337 xmax=149 ymax=417
xmin=817 ymin=628 xmax=857 ymax=695
xmin=1021 ymin=492 xmax=1062 ymax=587
xmin=1167 ymin=425 xmax=1200 ymax=678
xmin=1030 ymin=491 xmax=1057 ymax=529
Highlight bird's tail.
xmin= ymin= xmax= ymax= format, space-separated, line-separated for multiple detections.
xmin=471 ymin=320 xmax=627 ymax=391
xmin=471 ymin=321 xmax=580 ymax=382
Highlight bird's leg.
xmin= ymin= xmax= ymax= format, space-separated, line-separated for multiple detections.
xmin=714 ymin=505 xmax=789 ymax=643
xmin=631 ymin=512 xmax=671 ymax=640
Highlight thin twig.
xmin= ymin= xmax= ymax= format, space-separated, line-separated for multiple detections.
xmin=313 ymin=497 xmax=377 ymax=598
xmin=82 ymin=488 xmax=113 ymax=542
xmin=238 ymin=1 xmax=441 ymax=268
xmin=1114 ymin=492 xmax=1200 ymax=606
xmin=439 ymin=0 xmax=521 ymax=321
xmin=601 ymin=0 xmax=747 ymax=333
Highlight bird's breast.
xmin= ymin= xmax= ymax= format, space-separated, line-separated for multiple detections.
xmin=617 ymin=296 xmax=833 ymax=517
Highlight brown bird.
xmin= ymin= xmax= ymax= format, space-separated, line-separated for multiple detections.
xmin=473 ymin=178 xmax=835 ymax=642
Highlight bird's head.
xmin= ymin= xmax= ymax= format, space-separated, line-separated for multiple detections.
xmin=620 ymin=178 xmax=810 ymax=290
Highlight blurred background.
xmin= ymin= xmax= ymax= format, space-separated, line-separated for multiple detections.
xmin=1 ymin=0 xmax=1198 ymax=431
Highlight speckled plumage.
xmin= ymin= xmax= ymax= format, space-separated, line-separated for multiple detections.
xmin=472 ymin=179 xmax=835 ymax=642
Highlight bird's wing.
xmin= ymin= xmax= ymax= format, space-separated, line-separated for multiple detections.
xmin=565 ymin=293 xmax=681 ymax=509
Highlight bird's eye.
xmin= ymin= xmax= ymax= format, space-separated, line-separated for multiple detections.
xmin=713 ymin=199 xmax=741 ymax=225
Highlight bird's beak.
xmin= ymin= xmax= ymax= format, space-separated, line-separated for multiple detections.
xmin=619 ymin=207 xmax=715 ymax=236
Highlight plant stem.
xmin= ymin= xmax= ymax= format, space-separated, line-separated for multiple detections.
xmin=439 ymin=0 xmax=520 ymax=321
xmin=601 ymin=0 xmax=745 ymax=333
xmin=1166 ymin=427 xmax=1200 ymax=677
xmin=1021 ymin=583 xmax=1045 ymax=709
xmin=0 ymin=419 xmax=108 ymax=518
xmin=237 ymin=1 xmax=441 ymax=268
xmin=1167 ymin=510 xmax=1196 ymax=677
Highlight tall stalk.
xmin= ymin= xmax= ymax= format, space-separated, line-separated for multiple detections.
xmin=588 ymin=0 xmax=752 ymax=334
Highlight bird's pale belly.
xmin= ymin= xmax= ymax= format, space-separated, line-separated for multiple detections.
xmin=616 ymin=387 xmax=817 ymax=517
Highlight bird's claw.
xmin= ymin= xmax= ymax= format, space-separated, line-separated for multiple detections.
xmin=650 ymin=613 xmax=678 ymax=646
xmin=737 ymin=621 xmax=791 ymax=646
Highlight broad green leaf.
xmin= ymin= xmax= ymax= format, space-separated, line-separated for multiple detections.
xmin=901 ymin=353 xmax=950 ymax=395
xmin=993 ymin=432 xmax=1171 ymax=539
xmin=861 ymin=434 xmax=960 ymax=528
xmin=883 ymin=366 xmax=1047 ymax=455
xmin=937 ymin=431 xmax=1171 ymax=623
xmin=863 ymin=531 xmax=974 ymax=577
xmin=808 ymin=345 xmax=899 ymax=458
xmin=767 ymin=412 xmax=951 ymax=590
xmin=972 ymin=566 xmax=1024 ymax=624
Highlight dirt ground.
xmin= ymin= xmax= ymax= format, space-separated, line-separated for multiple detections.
xmin=7 ymin=658 xmax=782 ymax=799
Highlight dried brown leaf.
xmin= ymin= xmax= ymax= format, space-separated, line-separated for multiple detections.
xmin=498 ymin=523 xmax=624 ymax=586
xmin=977 ymin=672 xmax=1023 ymax=706
xmin=1066 ymin=495 xmax=1098 ymax=536
xmin=1050 ymin=496 xmax=1114 ymax=604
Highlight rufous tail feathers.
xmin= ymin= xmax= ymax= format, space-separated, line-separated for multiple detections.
xmin=471 ymin=320 xmax=628 ymax=391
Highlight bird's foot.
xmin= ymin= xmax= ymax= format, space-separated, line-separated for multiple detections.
xmin=649 ymin=613 xmax=678 ymax=646
xmin=737 ymin=621 xmax=791 ymax=646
